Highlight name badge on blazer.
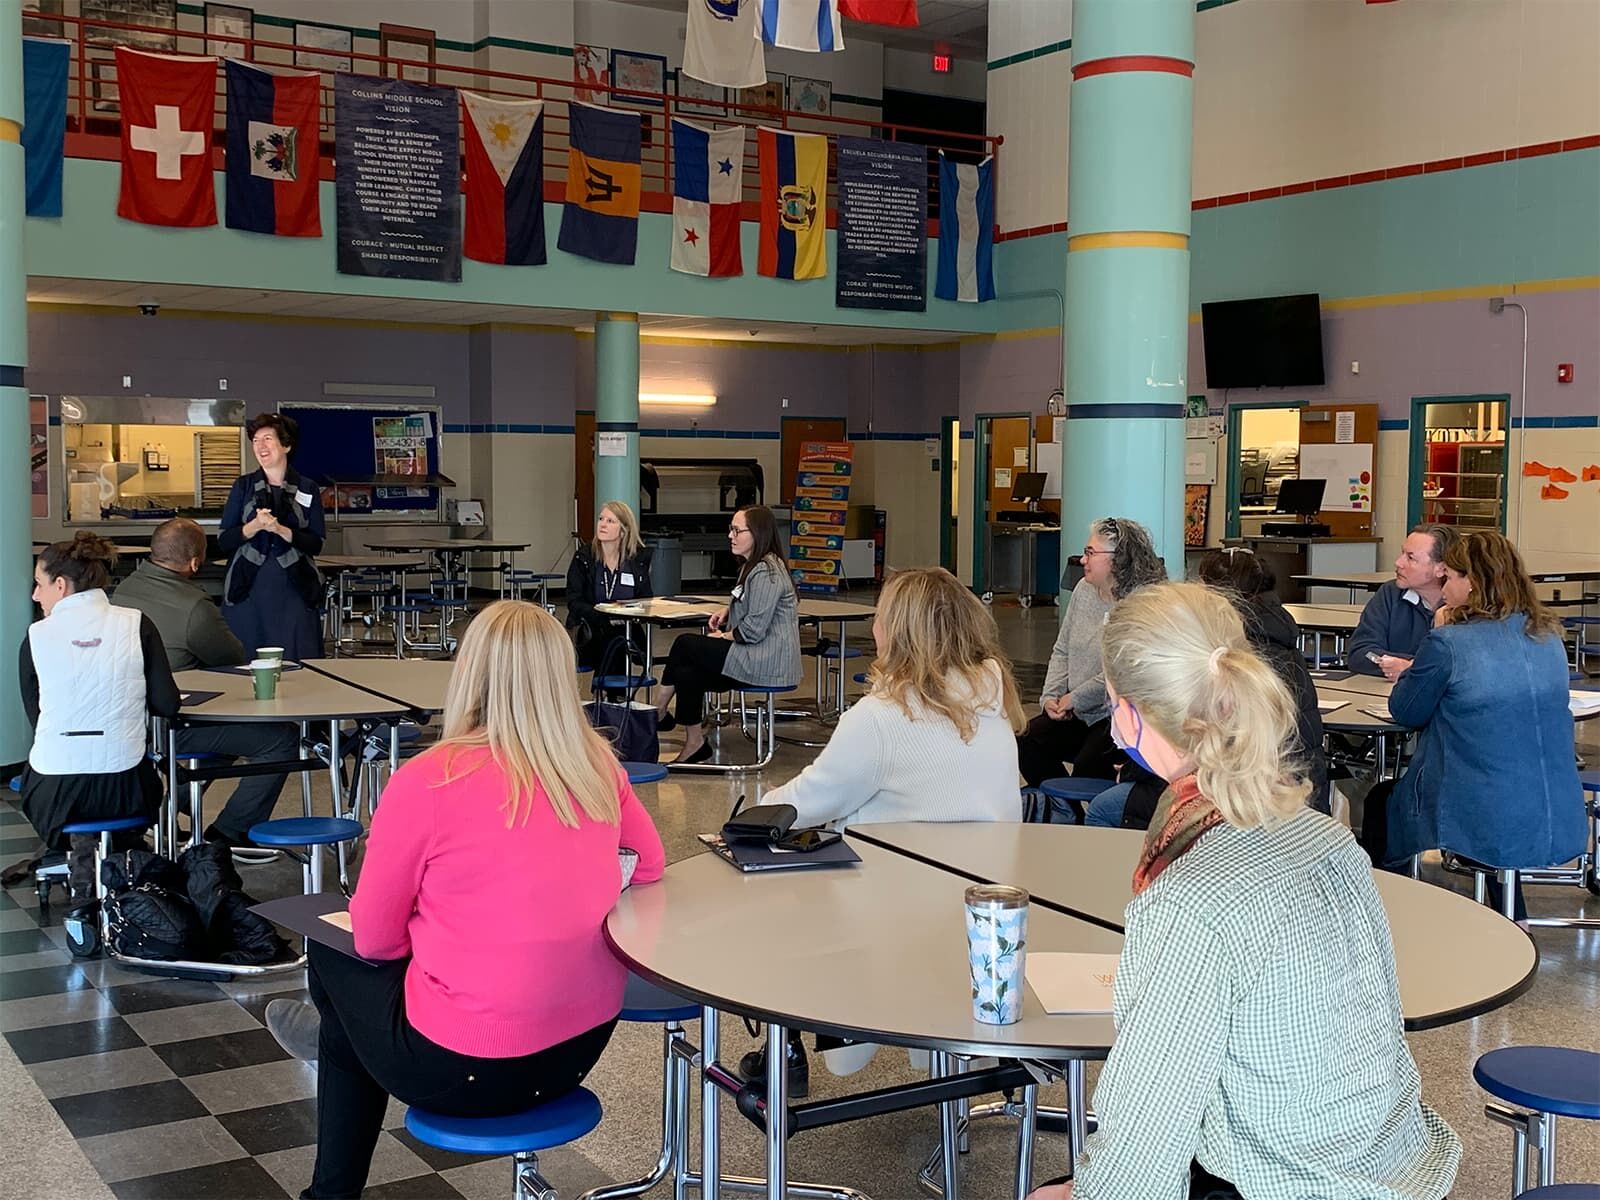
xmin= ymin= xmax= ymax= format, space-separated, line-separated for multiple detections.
xmin=295 ymin=490 xmax=314 ymax=508
xmin=621 ymin=573 xmax=635 ymax=586
xmin=731 ymin=585 xmax=745 ymax=600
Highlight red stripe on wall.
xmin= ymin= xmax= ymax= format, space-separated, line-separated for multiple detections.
xmin=1071 ymin=55 xmax=1194 ymax=81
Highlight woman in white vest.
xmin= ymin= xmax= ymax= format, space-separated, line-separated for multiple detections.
xmin=21 ymin=533 xmax=181 ymax=900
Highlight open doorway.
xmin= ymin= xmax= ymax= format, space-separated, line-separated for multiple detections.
xmin=1408 ymin=394 xmax=1509 ymax=532
xmin=1223 ymin=401 xmax=1304 ymax=538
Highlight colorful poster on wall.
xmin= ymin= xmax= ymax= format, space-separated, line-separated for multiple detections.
xmin=1183 ymin=484 xmax=1209 ymax=547
xmin=374 ymin=414 xmax=431 ymax=499
xmin=30 ymin=396 xmax=48 ymax=518
xmin=789 ymin=441 xmax=853 ymax=593
xmin=335 ymin=74 xmax=462 ymax=282
xmin=835 ymin=136 xmax=926 ymax=312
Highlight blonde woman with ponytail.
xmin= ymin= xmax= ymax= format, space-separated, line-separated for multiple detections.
xmin=1032 ymin=583 xmax=1459 ymax=1200
xmin=265 ymin=602 xmax=664 ymax=1199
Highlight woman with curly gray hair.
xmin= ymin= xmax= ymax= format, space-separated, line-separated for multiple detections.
xmin=1016 ymin=517 xmax=1167 ymax=787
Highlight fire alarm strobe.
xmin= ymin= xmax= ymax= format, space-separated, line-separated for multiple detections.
xmin=1557 ymin=363 xmax=1574 ymax=384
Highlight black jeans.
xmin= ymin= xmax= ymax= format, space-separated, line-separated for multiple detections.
xmin=175 ymin=722 xmax=300 ymax=844
xmin=304 ymin=942 xmax=617 ymax=1199
xmin=1015 ymin=712 xmax=1119 ymax=788
xmin=661 ymin=633 xmax=734 ymax=726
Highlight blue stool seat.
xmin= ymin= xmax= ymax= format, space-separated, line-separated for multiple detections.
xmin=248 ymin=817 xmax=364 ymax=847
xmin=1581 ymin=769 xmax=1600 ymax=793
xmin=576 ymin=665 xmax=595 ymax=674
xmin=737 ymin=683 xmax=795 ymax=694
xmin=818 ymin=646 xmax=863 ymax=660
xmin=406 ymin=1087 xmax=602 ymax=1155
xmin=853 ymin=672 xmax=869 ymax=685
xmin=1475 ymin=1047 xmax=1600 ymax=1119
xmin=598 ymin=674 xmax=656 ymax=690
xmin=1040 ymin=776 xmax=1116 ymax=801
xmin=385 ymin=603 xmax=434 ymax=614
xmin=621 ymin=974 xmax=699 ymax=1023
xmin=1518 ymin=1187 xmax=1600 ymax=1199
xmin=9 ymin=776 xmax=22 ymax=793
xmin=624 ymin=761 xmax=668 ymax=785
xmin=62 ymin=815 xmax=148 ymax=836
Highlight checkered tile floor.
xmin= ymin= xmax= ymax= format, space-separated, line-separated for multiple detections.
xmin=0 ymin=802 xmax=613 ymax=1200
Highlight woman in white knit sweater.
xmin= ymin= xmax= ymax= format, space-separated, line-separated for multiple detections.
xmin=764 ymin=567 xmax=1025 ymax=829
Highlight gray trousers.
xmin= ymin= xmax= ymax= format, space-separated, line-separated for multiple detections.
xmin=175 ymin=722 xmax=300 ymax=844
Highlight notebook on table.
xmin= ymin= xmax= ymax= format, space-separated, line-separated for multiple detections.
xmin=1024 ymin=952 xmax=1120 ymax=1014
xmin=697 ymin=833 xmax=861 ymax=873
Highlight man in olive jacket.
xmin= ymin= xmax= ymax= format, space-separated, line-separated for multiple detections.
xmin=114 ymin=519 xmax=297 ymax=852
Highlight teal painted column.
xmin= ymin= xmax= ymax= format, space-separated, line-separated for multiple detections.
xmin=593 ymin=312 xmax=640 ymax=515
xmin=1061 ymin=0 xmax=1194 ymax=574
xmin=1 ymin=1 xmax=34 ymax=764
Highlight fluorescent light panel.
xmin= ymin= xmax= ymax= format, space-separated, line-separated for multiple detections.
xmin=640 ymin=392 xmax=717 ymax=408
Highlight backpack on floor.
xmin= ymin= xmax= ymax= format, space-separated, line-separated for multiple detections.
xmin=101 ymin=849 xmax=203 ymax=961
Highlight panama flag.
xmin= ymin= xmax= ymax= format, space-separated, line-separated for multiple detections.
xmin=225 ymin=61 xmax=321 ymax=237
xmin=462 ymin=92 xmax=546 ymax=266
xmin=116 ymin=47 xmax=217 ymax=227
xmin=757 ymin=0 xmax=844 ymax=51
xmin=672 ymin=120 xmax=744 ymax=277
xmin=935 ymin=152 xmax=994 ymax=303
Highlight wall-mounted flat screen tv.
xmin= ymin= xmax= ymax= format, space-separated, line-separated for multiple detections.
xmin=1201 ymin=293 xmax=1326 ymax=388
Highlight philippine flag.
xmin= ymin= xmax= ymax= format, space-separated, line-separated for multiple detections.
xmin=672 ymin=120 xmax=744 ymax=277
xmin=224 ymin=60 xmax=321 ymax=237
xmin=462 ymin=92 xmax=546 ymax=266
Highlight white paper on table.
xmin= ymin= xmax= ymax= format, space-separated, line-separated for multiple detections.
xmin=1570 ymin=690 xmax=1600 ymax=718
xmin=319 ymin=911 xmax=354 ymax=932
xmin=1362 ymin=705 xmax=1393 ymax=721
xmin=1024 ymin=952 xmax=1119 ymax=1014
xmin=1316 ymin=699 xmax=1348 ymax=714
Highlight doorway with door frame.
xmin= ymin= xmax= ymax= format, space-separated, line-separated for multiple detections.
xmin=1223 ymin=398 xmax=1309 ymax=540
xmin=971 ymin=411 xmax=1033 ymax=594
xmin=1406 ymin=393 xmax=1510 ymax=533
xmin=939 ymin=417 xmax=960 ymax=573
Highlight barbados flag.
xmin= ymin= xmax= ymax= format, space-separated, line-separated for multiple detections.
xmin=462 ymin=93 xmax=545 ymax=266
xmin=224 ymin=60 xmax=321 ymax=237
xmin=558 ymin=102 xmax=642 ymax=266
xmin=757 ymin=127 xmax=826 ymax=281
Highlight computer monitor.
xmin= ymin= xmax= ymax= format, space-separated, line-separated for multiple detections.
xmin=1010 ymin=472 xmax=1047 ymax=503
xmin=1273 ymin=477 xmax=1326 ymax=516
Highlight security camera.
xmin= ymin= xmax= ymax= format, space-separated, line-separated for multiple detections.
xmin=137 ymin=301 xmax=160 ymax=317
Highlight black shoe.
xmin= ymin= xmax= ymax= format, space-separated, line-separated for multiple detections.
xmin=738 ymin=1037 xmax=810 ymax=1099
xmin=657 ymin=711 xmax=677 ymax=732
xmin=677 ymin=742 xmax=713 ymax=765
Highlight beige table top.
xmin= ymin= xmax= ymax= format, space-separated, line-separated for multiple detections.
xmin=303 ymin=658 xmax=453 ymax=713
xmin=370 ymin=538 xmax=529 ymax=552
xmin=849 ymin=822 xmax=1538 ymax=1031
xmin=1309 ymin=670 xmax=1394 ymax=697
xmin=320 ymin=554 xmax=429 ymax=571
xmin=798 ymin=597 xmax=877 ymax=621
xmin=596 ymin=598 xmax=725 ymax=625
xmin=1314 ymin=683 xmax=1404 ymax=732
xmin=1285 ymin=602 xmax=1363 ymax=632
xmin=607 ymin=839 xmax=1122 ymax=1058
xmin=1299 ymin=555 xmax=1600 ymax=589
xmin=176 ymin=667 xmax=409 ymax=723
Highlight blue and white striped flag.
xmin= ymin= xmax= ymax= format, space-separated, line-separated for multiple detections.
xmin=757 ymin=0 xmax=844 ymax=52
xmin=936 ymin=152 xmax=995 ymax=303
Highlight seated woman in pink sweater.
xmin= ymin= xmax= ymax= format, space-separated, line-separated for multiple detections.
xmin=264 ymin=601 xmax=665 ymax=1200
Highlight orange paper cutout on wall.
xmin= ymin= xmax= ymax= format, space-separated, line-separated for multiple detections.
xmin=1547 ymin=466 xmax=1578 ymax=483
xmin=1522 ymin=461 xmax=1552 ymax=476
xmin=1539 ymin=483 xmax=1570 ymax=500
xmin=1581 ymin=465 xmax=1600 ymax=482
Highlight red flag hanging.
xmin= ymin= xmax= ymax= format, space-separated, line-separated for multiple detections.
xmin=839 ymin=0 xmax=918 ymax=26
xmin=116 ymin=47 xmax=217 ymax=227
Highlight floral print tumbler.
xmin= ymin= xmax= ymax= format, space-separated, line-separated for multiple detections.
xmin=965 ymin=884 xmax=1029 ymax=1024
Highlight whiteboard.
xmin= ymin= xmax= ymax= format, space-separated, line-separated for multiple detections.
xmin=1298 ymin=443 xmax=1374 ymax=512
xmin=1039 ymin=441 xmax=1062 ymax=499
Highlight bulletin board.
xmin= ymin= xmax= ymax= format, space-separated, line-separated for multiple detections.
xmin=278 ymin=403 xmax=444 ymax=515
xmin=1298 ymin=403 xmax=1377 ymax=535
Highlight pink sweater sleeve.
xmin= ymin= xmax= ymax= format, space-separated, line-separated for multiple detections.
xmin=617 ymin=770 xmax=666 ymax=885
xmin=349 ymin=763 xmax=434 ymax=960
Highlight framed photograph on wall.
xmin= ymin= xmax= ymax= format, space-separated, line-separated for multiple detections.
xmin=610 ymin=48 xmax=667 ymax=107
xmin=573 ymin=43 xmax=609 ymax=104
xmin=89 ymin=53 xmax=120 ymax=113
xmin=740 ymin=75 xmax=785 ymax=112
xmin=674 ymin=72 xmax=726 ymax=118
xmin=83 ymin=0 xmax=177 ymax=50
xmin=204 ymin=2 xmax=253 ymax=59
xmin=294 ymin=21 xmax=353 ymax=73
xmin=22 ymin=0 xmax=65 ymax=39
xmin=380 ymin=22 xmax=435 ymax=84
xmin=789 ymin=76 xmax=831 ymax=116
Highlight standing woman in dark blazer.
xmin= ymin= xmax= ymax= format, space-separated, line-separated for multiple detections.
xmin=652 ymin=506 xmax=802 ymax=764
xmin=565 ymin=501 xmax=653 ymax=670
xmin=218 ymin=413 xmax=325 ymax=660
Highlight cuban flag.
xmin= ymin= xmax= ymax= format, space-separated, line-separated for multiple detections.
xmin=224 ymin=60 xmax=321 ymax=237
xmin=672 ymin=120 xmax=744 ymax=277
xmin=757 ymin=0 xmax=844 ymax=52
xmin=462 ymin=92 xmax=546 ymax=266
xmin=935 ymin=152 xmax=994 ymax=303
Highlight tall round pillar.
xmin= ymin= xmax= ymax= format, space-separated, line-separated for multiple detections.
xmin=1061 ymin=0 xmax=1194 ymax=574
xmin=1 ymin=1 xmax=34 ymax=762
xmin=593 ymin=312 xmax=641 ymax=517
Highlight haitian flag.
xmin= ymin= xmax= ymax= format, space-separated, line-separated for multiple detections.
xmin=671 ymin=119 xmax=744 ymax=277
xmin=558 ymin=102 xmax=642 ymax=265
xmin=21 ymin=37 xmax=69 ymax=218
xmin=462 ymin=92 xmax=546 ymax=266
xmin=757 ymin=127 xmax=826 ymax=280
xmin=224 ymin=61 xmax=322 ymax=237
xmin=935 ymin=151 xmax=994 ymax=303
xmin=758 ymin=0 xmax=844 ymax=51
xmin=117 ymin=48 xmax=218 ymax=227
xmin=839 ymin=0 xmax=917 ymax=25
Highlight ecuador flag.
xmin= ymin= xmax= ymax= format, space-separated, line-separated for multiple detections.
xmin=558 ymin=102 xmax=642 ymax=265
xmin=757 ymin=127 xmax=826 ymax=281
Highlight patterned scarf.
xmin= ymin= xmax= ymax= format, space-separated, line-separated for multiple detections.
xmin=1131 ymin=774 xmax=1226 ymax=896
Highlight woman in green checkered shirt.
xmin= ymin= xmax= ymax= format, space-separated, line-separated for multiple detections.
xmin=1031 ymin=583 xmax=1460 ymax=1200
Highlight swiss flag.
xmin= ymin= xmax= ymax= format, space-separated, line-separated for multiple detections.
xmin=839 ymin=0 xmax=918 ymax=26
xmin=116 ymin=47 xmax=218 ymax=227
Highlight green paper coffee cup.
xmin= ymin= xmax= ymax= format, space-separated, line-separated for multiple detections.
xmin=250 ymin=659 xmax=281 ymax=701
xmin=256 ymin=646 xmax=285 ymax=663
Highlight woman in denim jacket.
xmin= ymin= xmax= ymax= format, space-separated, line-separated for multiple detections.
xmin=1376 ymin=531 xmax=1583 ymax=917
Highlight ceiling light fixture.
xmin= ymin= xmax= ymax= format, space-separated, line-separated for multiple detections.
xmin=639 ymin=392 xmax=717 ymax=408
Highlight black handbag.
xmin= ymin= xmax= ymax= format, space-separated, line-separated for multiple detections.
xmin=721 ymin=803 xmax=797 ymax=844
xmin=584 ymin=638 xmax=660 ymax=764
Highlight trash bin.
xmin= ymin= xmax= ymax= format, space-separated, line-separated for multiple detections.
xmin=646 ymin=537 xmax=682 ymax=594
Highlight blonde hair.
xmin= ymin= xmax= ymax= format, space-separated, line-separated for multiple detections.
xmin=868 ymin=568 xmax=1025 ymax=740
xmin=430 ymin=600 xmax=623 ymax=828
xmin=1102 ymin=582 xmax=1309 ymax=828
xmin=593 ymin=500 xmax=644 ymax=561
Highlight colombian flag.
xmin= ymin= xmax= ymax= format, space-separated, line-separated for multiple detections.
xmin=558 ymin=102 xmax=642 ymax=265
xmin=757 ymin=127 xmax=827 ymax=280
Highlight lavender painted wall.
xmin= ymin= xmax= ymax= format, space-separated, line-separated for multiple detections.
xmin=850 ymin=346 xmax=959 ymax=436
xmin=481 ymin=328 xmax=577 ymax=427
xmin=959 ymin=334 xmax=1061 ymax=422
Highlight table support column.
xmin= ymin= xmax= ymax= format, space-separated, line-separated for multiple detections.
xmin=701 ymin=1005 xmax=721 ymax=1200
xmin=764 ymin=1022 xmax=789 ymax=1200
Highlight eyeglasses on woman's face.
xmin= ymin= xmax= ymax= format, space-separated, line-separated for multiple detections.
xmin=1081 ymin=546 xmax=1112 ymax=558
xmin=729 ymin=524 xmax=750 ymax=536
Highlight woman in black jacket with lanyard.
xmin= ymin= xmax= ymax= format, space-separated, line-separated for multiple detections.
xmin=651 ymin=506 xmax=802 ymax=764
xmin=218 ymin=413 xmax=325 ymax=660
xmin=566 ymin=501 xmax=653 ymax=671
